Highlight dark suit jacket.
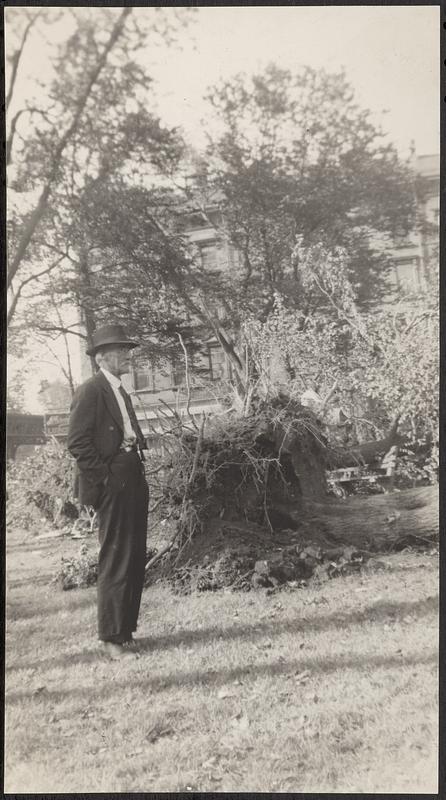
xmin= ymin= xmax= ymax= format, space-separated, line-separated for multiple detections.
xmin=67 ymin=370 xmax=142 ymax=508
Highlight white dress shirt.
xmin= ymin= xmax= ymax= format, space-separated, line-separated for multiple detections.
xmin=100 ymin=368 xmax=136 ymax=447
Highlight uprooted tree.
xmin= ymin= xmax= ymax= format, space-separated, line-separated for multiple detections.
xmin=141 ymin=390 xmax=437 ymax=593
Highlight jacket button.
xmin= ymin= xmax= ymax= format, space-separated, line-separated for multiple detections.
xmin=109 ymin=426 xmax=114 ymax=430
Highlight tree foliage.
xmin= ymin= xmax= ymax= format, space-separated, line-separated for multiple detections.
xmin=6 ymin=440 xmax=78 ymax=530
xmin=202 ymin=64 xmax=415 ymax=321
xmin=243 ymin=243 xmax=438 ymax=481
xmin=6 ymin=6 xmax=194 ymax=346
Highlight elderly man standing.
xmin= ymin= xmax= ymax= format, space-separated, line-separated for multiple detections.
xmin=67 ymin=324 xmax=149 ymax=659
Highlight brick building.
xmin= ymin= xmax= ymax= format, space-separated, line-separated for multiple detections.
xmin=387 ymin=152 xmax=439 ymax=295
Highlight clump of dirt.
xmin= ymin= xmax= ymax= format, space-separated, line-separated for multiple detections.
xmin=149 ymin=497 xmax=438 ymax=595
xmin=158 ymin=539 xmax=372 ymax=595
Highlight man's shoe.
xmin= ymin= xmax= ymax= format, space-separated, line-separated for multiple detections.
xmin=123 ymin=636 xmax=141 ymax=651
xmin=99 ymin=641 xmax=136 ymax=659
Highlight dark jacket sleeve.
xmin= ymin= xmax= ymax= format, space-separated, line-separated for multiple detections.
xmin=67 ymin=381 xmax=108 ymax=484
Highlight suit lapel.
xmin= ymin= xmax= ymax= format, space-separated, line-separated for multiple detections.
xmin=95 ymin=371 xmax=124 ymax=432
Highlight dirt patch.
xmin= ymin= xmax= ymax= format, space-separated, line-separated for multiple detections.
xmin=147 ymin=508 xmax=438 ymax=596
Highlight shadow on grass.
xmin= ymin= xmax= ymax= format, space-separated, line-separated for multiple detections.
xmin=364 ymin=561 xmax=438 ymax=577
xmin=6 ymin=536 xmax=65 ymax=551
xmin=141 ymin=594 xmax=439 ymax=650
xmin=7 ymin=574 xmax=52 ymax=590
xmin=6 ymin=590 xmax=95 ymax=622
xmin=5 ymin=649 xmax=437 ymax=706
xmin=6 ymin=594 xmax=438 ymax=673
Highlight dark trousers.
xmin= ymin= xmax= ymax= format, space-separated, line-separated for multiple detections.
xmin=96 ymin=450 xmax=149 ymax=642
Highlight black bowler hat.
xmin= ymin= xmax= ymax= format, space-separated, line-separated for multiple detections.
xmin=86 ymin=324 xmax=139 ymax=356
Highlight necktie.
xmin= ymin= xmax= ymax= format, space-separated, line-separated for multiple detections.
xmin=118 ymin=385 xmax=146 ymax=454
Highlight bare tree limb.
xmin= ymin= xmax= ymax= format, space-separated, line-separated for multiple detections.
xmin=188 ymin=412 xmax=206 ymax=486
xmin=7 ymin=255 xmax=66 ymax=325
xmin=6 ymin=108 xmax=26 ymax=165
xmin=145 ymin=412 xmax=206 ymax=572
xmin=321 ymin=379 xmax=338 ymax=411
xmin=177 ymin=332 xmax=198 ymax=430
xmin=36 ymin=339 xmax=74 ymax=391
xmin=403 ymin=311 xmax=434 ymax=335
xmin=33 ymin=241 xmax=80 ymax=266
xmin=311 ymin=274 xmax=385 ymax=357
xmin=7 ymin=105 xmax=62 ymax=164
xmin=49 ymin=287 xmax=76 ymax=395
xmin=148 ymin=497 xmax=165 ymax=514
xmin=32 ymin=324 xmax=87 ymax=340
xmin=198 ymin=295 xmax=247 ymax=401
xmin=144 ymin=524 xmax=180 ymax=571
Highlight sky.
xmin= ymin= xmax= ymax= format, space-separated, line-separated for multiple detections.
xmin=149 ymin=5 xmax=440 ymax=158
xmin=6 ymin=5 xmax=440 ymax=413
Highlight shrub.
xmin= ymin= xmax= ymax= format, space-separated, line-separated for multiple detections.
xmin=58 ymin=543 xmax=98 ymax=590
xmin=7 ymin=440 xmax=79 ymax=531
xmin=243 ymin=247 xmax=438 ymax=486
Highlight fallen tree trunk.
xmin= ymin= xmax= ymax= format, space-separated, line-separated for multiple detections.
xmin=305 ymin=485 xmax=438 ymax=550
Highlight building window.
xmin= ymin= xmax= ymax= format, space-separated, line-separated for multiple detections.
xmin=200 ymin=243 xmax=220 ymax=271
xmin=154 ymin=368 xmax=174 ymax=391
xmin=171 ymin=357 xmax=185 ymax=387
xmin=393 ymin=257 xmax=421 ymax=293
xmin=229 ymin=245 xmax=243 ymax=269
xmin=134 ymin=366 xmax=154 ymax=391
xmin=209 ymin=345 xmax=226 ymax=381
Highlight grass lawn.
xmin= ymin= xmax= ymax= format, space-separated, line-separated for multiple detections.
xmin=5 ymin=525 xmax=439 ymax=794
